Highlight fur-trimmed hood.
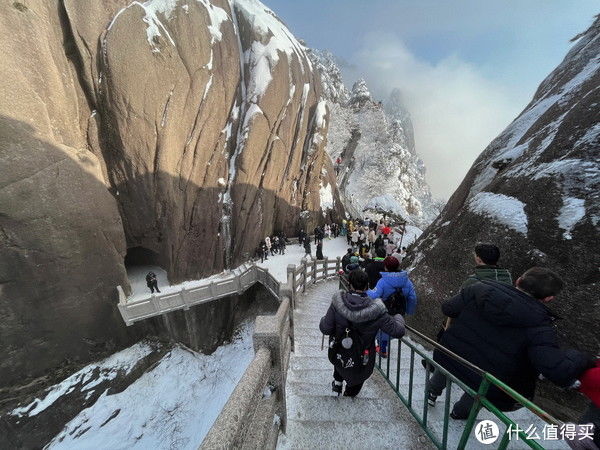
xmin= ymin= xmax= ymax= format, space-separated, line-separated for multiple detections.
xmin=332 ymin=290 xmax=387 ymax=323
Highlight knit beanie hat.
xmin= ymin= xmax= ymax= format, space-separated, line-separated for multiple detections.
xmin=350 ymin=256 xmax=359 ymax=264
xmin=383 ymin=256 xmax=400 ymax=272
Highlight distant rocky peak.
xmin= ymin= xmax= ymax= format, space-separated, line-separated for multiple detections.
xmin=385 ymin=88 xmax=415 ymax=154
xmin=348 ymin=78 xmax=373 ymax=108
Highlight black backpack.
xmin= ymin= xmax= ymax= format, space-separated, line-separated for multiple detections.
xmin=385 ymin=288 xmax=407 ymax=316
xmin=328 ymin=321 xmax=369 ymax=370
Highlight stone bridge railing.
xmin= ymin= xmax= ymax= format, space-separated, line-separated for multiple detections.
xmin=200 ymin=256 xmax=342 ymax=449
xmin=116 ymin=263 xmax=280 ymax=326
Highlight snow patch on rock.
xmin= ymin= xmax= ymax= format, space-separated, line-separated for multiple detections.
xmin=319 ymin=182 xmax=334 ymax=211
xmin=10 ymin=342 xmax=155 ymax=418
xmin=468 ymin=192 xmax=528 ymax=235
xmin=558 ymin=197 xmax=586 ymax=239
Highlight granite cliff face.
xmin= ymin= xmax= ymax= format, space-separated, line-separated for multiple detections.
xmin=407 ymin=16 xmax=600 ymax=415
xmin=0 ymin=0 xmax=342 ymax=387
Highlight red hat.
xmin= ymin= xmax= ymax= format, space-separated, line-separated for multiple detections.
xmin=384 ymin=256 xmax=400 ymax=272
xmin=579 ymin=361 xmax=600 ymax=408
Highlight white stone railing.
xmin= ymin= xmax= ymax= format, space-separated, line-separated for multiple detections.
xmin=117 ymin=263 xmax=280 ymax=326
xmin=200 ymin=256 xmax=342 ymax=449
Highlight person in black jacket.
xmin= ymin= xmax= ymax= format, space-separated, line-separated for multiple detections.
xmin=320 ymin=270 xmax=405 ymax=397
xmin=428 ymin=267 xmax=593 ymax=419
xmin=146 ymin=272 xmax=160 ymax=293
xmin=365 ymin=246 xmax=387 ymax=289
xmin=341 ymin=248 xmax=354 ymax=273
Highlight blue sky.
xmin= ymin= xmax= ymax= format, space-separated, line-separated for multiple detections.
xmin=265 ymin=0 xmax=598 ymax=197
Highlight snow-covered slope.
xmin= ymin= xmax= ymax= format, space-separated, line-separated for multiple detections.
xmin=6 ymin=325 xmax=254 ymax=449
xmin=308 ymin=49 xmax=435 ymax=228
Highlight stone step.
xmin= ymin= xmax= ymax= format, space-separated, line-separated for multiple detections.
xmin=287 ymin=394 xmax=406 ymax=423
xmin=287 ymin=368 xmax=335 ymax=385
xmin=290 ymin=355 xmax=413 ymax=371
xmin=295 ymin=335 xmax=326 ymax=347
xmin=278 ymin=420 xmax=432 ymax=450
xmin=287 ymin=380 xmax=385 ymax=399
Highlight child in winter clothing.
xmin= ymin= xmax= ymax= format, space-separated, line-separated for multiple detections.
xmin=320 ymin=269 xmax=405 ymax=397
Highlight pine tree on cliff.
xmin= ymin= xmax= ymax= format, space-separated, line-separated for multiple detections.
xmin=348 ymin=78 xmax=373 ymax=109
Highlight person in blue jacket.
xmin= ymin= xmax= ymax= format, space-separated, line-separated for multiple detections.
xmin=367 ymin=256 xmax=417 ymax=357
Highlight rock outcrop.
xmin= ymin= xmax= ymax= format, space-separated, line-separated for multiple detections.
xmin=0 ymin=0 xmax=342 ymax=387
xmin=407 ymin=15 xmax=600 ymax=416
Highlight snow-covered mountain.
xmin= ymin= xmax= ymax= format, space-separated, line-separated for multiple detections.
xmin=308 ymin=49 xmax=435 ymax=228
xmin=407 ymin=15 xmax=600 ymax=414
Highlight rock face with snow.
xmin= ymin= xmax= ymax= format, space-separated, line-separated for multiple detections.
xmin=407 ymin=16 xmax=600 ymax=410
xmin=309 ymin=50 xmax=435 ymax=227
xmin=0 ymin=0 xmax=343 ymax=387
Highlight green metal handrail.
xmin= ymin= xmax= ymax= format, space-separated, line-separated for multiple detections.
xmin=338 ymin=275 xmax=562 ymax=449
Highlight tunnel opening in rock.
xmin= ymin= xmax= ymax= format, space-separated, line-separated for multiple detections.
xmin=124 ymin=246 xmax=169 ymax=297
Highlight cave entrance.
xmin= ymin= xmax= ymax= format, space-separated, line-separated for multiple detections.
xmin=124 ymin=246 xmax=169 ymax=298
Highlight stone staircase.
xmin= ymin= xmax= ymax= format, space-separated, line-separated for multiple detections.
xmin=277 ymin=280 xmax=432 ymax=450
xmin=277 ymin=279 xmax=570 ymax=450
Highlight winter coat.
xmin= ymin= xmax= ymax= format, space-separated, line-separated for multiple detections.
xmin=320 ymin=290 xmax=405 ymax=385
xmin=351 ymin=231 xmax=359 ymax=243
xmin=146 ymin=273 xmax=156 ymax=287
xmin=304 ymin=240 xmax=311 ymax=253
xmin=316 ymin=243 xmax=324 ymax=260
xmin=367 ymin=271 xmax=418 ymax=315
xmin=435 ymin=280 xmax=592 ymax=409
xmin=461 ymin=265 xmax=513 ymax=289
xmin=265 ymin=236 xmax=271 ymax=249
xmin=341 ymin=253 xmax=353 ymax=271
xmin=365 ymin=258 xmax=385 ymax=289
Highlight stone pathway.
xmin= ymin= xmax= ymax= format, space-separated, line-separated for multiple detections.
xmin=277 ymin=280 xmax=431 ymax=449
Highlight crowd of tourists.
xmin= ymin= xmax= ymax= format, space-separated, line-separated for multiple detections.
xmin=318 ymin=219 xmax=599 ymax=447
xmin=255 ymin=231 xmax=288 ymax=263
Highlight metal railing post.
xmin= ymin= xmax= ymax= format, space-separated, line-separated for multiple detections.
xmin=312 ymin=258 xmax=317 ymax=284
xmin=457 ymin=378 xmax=490 ymax=450
xmin=336 ymin=256 xmax=341 ymax=273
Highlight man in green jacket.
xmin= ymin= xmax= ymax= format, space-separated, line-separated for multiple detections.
xmin=444 ymin=243 xmax=512 ymax=334
xmin=462 ymin=243 xmax=512 ymax=289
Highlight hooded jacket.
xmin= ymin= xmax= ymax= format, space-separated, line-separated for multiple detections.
xmin=320 ymin=290 xmax=405 ymax=385
xmin=367 ymin=271 xmax=418 ymax=315
xmin=435 ymin=280 xmax=591 ymax=408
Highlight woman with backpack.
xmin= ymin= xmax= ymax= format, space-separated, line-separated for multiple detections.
xmin=367 ymin=256 xmax=417 ymax=358
xmin=319 ymin=270 xmax=405 ymax=397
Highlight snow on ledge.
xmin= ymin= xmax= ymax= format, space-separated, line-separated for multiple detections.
xmin=468 ymin=192 xmax=528 ymax=235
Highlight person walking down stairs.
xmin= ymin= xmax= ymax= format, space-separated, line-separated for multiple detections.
xmin=319 ymin=270 xmax=405 ymax=397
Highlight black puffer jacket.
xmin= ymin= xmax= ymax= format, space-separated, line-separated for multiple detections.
xmin=320 ymin=290 xmax=405 ymax=385
xmin=435 ymin=280 xmax=591 ymax=408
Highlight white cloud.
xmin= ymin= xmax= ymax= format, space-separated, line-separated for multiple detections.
xmin=345 ymin=32 xmax=523 ymax=198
